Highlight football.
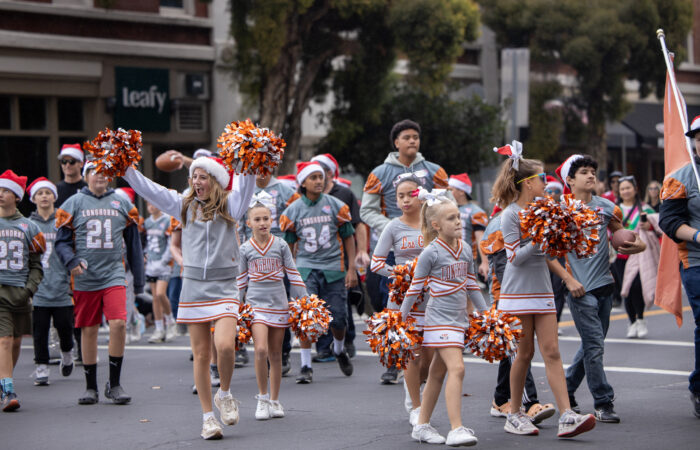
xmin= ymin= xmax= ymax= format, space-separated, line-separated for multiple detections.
xmin=155 ymin=150 xmax=184 ymax=172
xmin=611 ymin=229 xmax=636 ymax=251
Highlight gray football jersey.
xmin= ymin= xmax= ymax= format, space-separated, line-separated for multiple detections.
xmin=0 ymin=213 xmax=45 ymax=288
xmin=29 ymin=212 xmax=71 ymax=306
xmin=370 ymin=217 xmax=424 ymax=278
xmin=239 ymin=178 xmax=300 ymax=240
xmin=144 ymin=214 xmax=172 ymax=277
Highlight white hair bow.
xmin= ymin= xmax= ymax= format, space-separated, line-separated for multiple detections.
xmin=493 ymin=140 xmax=524 ymax=170
xmin=417 ymin=187 xmax=450 ymax=206
xmin=249 ymin=190 xmax=275 ymax=209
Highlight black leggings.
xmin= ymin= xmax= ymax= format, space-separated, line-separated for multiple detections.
xmin=494 ymin=356 xmax=539 ymax=408
xmin=33 ymin=306 xmax=74 ymax=365
xmin=614 ymin=258 xmax=645 ymax=323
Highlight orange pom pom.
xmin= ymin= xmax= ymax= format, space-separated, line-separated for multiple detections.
xmin=217 ymin=119 xmax=285 ymax=176
xmin=83 ymin=128 xmax=142 ymax=181
xmin=466 ymin=304 xmax=522 ymax=363
xmin=519 ymin=194 xmax=602 ymax=258
xmin=236 ymin=303 xmax=254 ymax=350
xmin=364 ymin=310 xmax=422 ymax=370
xmin=388 ymin=257 xmax=423 ymax=311
xmin=288 ymin=295 xmax=332 ymax=343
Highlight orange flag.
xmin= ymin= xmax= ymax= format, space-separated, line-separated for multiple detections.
xmin=655 ymin=70 xmax=689 ymax=327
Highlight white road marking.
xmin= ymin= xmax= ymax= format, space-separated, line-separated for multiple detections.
xmin=557 ymin=336 xmax=693 ymax=347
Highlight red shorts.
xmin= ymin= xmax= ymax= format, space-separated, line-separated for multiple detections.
xmin=73 ymin=286 xmax=127 ymax=328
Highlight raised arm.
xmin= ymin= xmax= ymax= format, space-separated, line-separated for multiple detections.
xmin=227 ymin=173 xmax=256 ymax=222
xmin=123 ymin=167 xmax=183 ymax=218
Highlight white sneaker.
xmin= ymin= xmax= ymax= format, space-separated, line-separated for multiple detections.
xmin=164 ymin=323 xmax=177 ymax=342
xmin=269 ymin=400 xmax=285 ymax=418
xmin=255 ymin=394 xmax=271 ymax=420
xmin=636 ymin=319 xmax=648 ymax=338
xmin=403 ymin=379 xmax=413 ymax=413
xmin=445 ymin=426 xmax=478 ymax=447
xmin=504 ymin=411 xmax=539 ymax=435
xmin=409 ymin=407 xmax=421 ymax=426
xmin=214 ymin=390 xmax=240 ymax=426
xmin=625 ymin=321 xmax=638 ymax=338
xmin=148 ymin=328 xmax=165 ymax=343
xmin=411 ymin=423 xmax=446 ymax=444
xmin=200 ymin=415 xmax=223 ymax=440
xmin=33 ymin=364 xmax=50 ymax=386
xmin=557 ymin=409 xmax=596 ymax=438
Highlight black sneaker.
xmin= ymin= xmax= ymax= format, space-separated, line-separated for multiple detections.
xmin=104 ymin=382 xmax=131 ymax=405
xmin=192 ymin=384 xmax=198 ymax=395
xmin=312 ymin=350 xmax=335 ymax=363
xmin=345 ymin=342 xmax=356 ymax=359
xmin=296 ymin=366 xmax=313 ymax=384
xmin=281 ymin=352 xmax=291 ymax=377
xmin=569 ymin=393 xmax=581 ymax=413
xmin=60 ymin=360 xmax=74 ymax=377
xmin=594 ymin=403 xmax=620 ymax=423
xmin=1 ymin=392 xmax=19 ymax=412
xmin=78 ymin=389 xmax=99 ymax=405
xmin=235 ymin=347 xmax=249 ymax=368
xmin=335 ymin=350 xmax=353 ymax=376
xmin=691 ymin=392 xmax=700 ymax=418
xmin=380 ymin=366 xmax=400 ymax=385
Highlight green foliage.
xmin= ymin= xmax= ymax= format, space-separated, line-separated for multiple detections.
xmin=318 ymin=86 xmax=503 ymax=176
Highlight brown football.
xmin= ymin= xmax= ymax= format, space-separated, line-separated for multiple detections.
xmin=611 ymin=229 xmax=636 ymax=251
xmin=155 ymin=150 xmax=183 ymax=172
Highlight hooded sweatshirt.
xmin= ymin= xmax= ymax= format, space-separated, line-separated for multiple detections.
xmin=29 ymin=211 xmax=72 ymax=307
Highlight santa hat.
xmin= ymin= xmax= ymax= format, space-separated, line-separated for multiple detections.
xmin=336 ymin=177 xmax=352 ymax=188
xmin=686 ymin=115 xmax=700 ymax=138
xmin=277 ymin=174 xmax=298 ymax=190
xmin=193 ymin=148 xmax=213 ymax=159
xmin=190 ymin=156 xmax=233 ymax=190
xmin=0 ymin=170 xmax=27 ymax=200
xmin=27 ymin=177 xmax=57 ymax=202
xmin=545 ymin=175 xmax=563 ymax=193
xmin=448 ymin=173 xmax=472 ymax=195
xmin=555 ymin=154 xmax=584 ymax=192
xmin=82 ymin=160 xmax=97 ymax=177
xmin=311 ymin=153 xmax=339 ymax=178
xmin=490 ymin=204 xmax=502 ymax=218
xmin=296 ymin=161 xmax=325 ymax=185
xmin=115 ymin=187 xmax=136 ymax=204
xmin=58 ymin=143 xmax=84 ymax=162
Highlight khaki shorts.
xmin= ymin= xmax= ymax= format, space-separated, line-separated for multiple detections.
xmin=0 ymin=285 xmax=33 ymax=337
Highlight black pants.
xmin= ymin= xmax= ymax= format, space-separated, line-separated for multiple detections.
xmin=552 ymin=272 xmax=568 ymax=322
xmin=614 ymin=258 xmax=645 ymax=322
xmin=494 ymin=356 xmax=539 ymax=408
xmin=33 ymin=305 xmax=74 ymax=365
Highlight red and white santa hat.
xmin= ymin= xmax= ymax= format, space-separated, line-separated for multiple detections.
xmin=58 ymin=143 xmax=84 ymax=162
xmin=336 ymin=177 xmax=352 ymax=188
xmin=490 ymin=204 xmax=502 ymax=218
xmin=115 ymin=187 xmax=136 ymax=204
xmin=296 ymin=161 xmax=325 ymax=185
xmin=190 ymin=156 xmax=233 ymax=190
xmin=448 ymin=173 xmax=472 ymax=195
xmin=27 ymin=177 xmax=57 ymax=203
xmin=555 ymin=154 xmax=584 ymax=190
xmin=0 ymin=170 xmax=27 ymax=200
xmin=545 ymin=175 xmax=563 ymax=193
xmin=686 ymin=115 xmax=700 ymax=138
xmin=277 ymin=174 xmax=298 ymax=190
xmin=311 ymin=153 xmax=339 ymax=178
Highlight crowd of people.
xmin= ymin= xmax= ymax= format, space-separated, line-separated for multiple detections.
xmin=0 ymin=117 xmax=699 ymax=445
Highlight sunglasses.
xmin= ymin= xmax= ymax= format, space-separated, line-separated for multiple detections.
xmin=60 ymin=159 xmax=79 ymax=165
xmin=517 ymin=172 xmax=546 ymax=184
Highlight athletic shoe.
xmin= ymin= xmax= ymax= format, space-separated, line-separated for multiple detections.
xmin=504 ymin=411 xmax=539 ymax=435
xmin=526 ymin=402 xmax=556 ymax=425
xmin=201 ymin=415 xmax=223 ymax=440
xmin=210 ymin=365 xmax=221 ymax=387
xmin=192 ymin=384 xmax=197 ymax=395
xmin=312 ymin=350 xmax=335 ymax=363
xmin=148 ymin=328 xmax=165 ymax=343
xmin=636 ymin=319 xmax=648 ymax=338
xmin=164 ymin=323 xmax=177 ymax=342
xmin=626 ymin=321 xmax=638 ymax=338
xmin=345 ymin=342 xmax=356 ymax=358
xmin=557 ymin=410 xmax=596 ymax=438
xmin=34 ymin=364 xmax=50 ymax=386
xmin=569 ymin=394 xmax=581 ymax=413
xmin=335 ymin=350 xmax=353 ymax=376
xmin=281 ymin=352 xmax=291 ymax=377
xmin=214 ymin=390 xmax=240 ymax=426
xmin=235 ymin=347 xmax=249 ymax=367
xmin=690 ymin=392 xmax=700 ymax=418
xmin=255 ymin=394 xmax=271 ymax=420
xmin=410 ymin=407 xmax=421 ymax=426
xmin=594 ymin=403 xmax=620 ymax=423
xmin=296 ymin=366 xmax=313 ymax=384
xmin=78 ymin=389 xmax=98 ymax=405
xmin=60 ymin=359 xmax=74 ymax=377
xmin=490 ymin=400 xmax=510 ymax=418
xmin=445 ymin=426 xmax=478 ymax=447
xmin=1 ymin=392 xmax=20 ymax=412
xmin=403 ymin=379 xmax=413 ymax=413
xmin=104 ymin=382 xmax=131 ymax=405
xmin=269 ymin=400 xmax=285 ymax=418
xmin=380 ymin=366 xmax=400 ymax=384
xmin=411 ymin=423 xmax=446 ymax=444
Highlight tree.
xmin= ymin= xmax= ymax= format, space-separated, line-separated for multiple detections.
xmin=229 ymin=0 xmax=480 ymax=174
xmin=479 ymin=0 xmax=693 ymax=167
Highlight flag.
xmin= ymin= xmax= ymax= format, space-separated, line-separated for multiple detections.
xmin=655 ymin=68 xmax=689 ymax=327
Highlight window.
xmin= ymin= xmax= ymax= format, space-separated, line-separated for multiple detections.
xmin=19 ymin=97 xmax=46 ymax=130
xmin=0 ymin=97 xmax=10 ymax=129
xmin=160 ymin=0 xmax=183 ymax=7
xmin=58 ymin=98 xmax=84 ymax=131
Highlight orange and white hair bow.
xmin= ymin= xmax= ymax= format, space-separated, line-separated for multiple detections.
xmin=493 ymin=140 xmax=523 ymax=170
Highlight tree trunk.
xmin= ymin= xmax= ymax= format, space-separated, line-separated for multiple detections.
xmin=587 ymin=113 xmax=608 ymax=173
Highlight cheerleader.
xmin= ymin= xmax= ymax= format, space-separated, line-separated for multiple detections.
xmin=370 ymin=175 xmax=432 ymax=425
xmin=122 ymin=157 xmax=255 ymax=440
xmin=491 ymin=143 xmax=595 ymax=438
xmin=400 ymin=188 xmax=487 ymax=446
xmin=237 ymin=192 xmax=307 ymax=420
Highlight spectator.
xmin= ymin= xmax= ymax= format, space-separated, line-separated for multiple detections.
xmin=601 ymin=171 xmax=622 ymax=204
xmin=55 ymin=144 xmax=87 ymax=207
xmin=644 ymin=180 xmax=662 ymax=212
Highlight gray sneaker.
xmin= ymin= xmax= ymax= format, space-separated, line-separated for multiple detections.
xmin=558 ymin=409 xmax=596 ymax=438
xmin=504 ymin=411 xmax=539 ymax=435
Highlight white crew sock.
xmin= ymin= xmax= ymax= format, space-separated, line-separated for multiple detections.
xmin=218 ymin=389 xmax=230 ymax=398
xmin=300 ymin=348 xmax=311 ymax=367
xmin=155 ymin=320 xmax=164 ymax=332
xmin=61 ymin=351 xmax=73 ymax=365
xmin=332 ymin=337 xmax=344 ymax=355
xmin=203 ymin=411 xmax=214 ymax=421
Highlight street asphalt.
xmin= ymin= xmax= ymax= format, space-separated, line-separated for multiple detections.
xmin=4 ymin=305 xmax=700 ymax=450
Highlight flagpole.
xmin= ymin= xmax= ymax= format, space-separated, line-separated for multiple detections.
xmin=657 ymin=28 xmax=700 ymax=188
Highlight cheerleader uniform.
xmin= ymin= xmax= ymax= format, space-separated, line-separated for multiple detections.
xmin=237 ymin=235 xmax=307 ymax=327
xmin=123 ymin=167 xmax=255 ymax=323
xmin=499 ymin=203 xmax=555 ymax=314
xmin=370 ymin=217 xmax=427 ymax=327
xmin=400 ymin=238 xmax=487 ymax=348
